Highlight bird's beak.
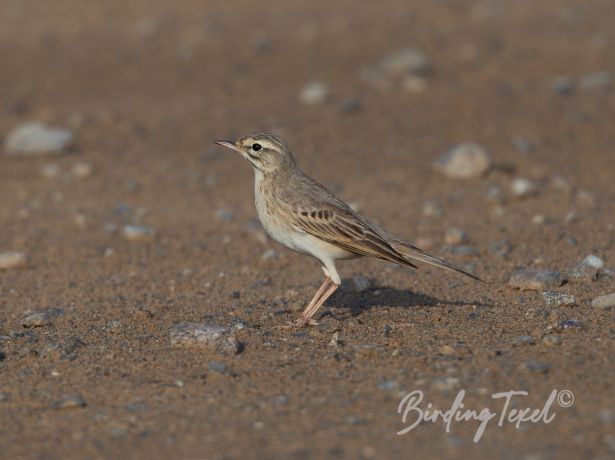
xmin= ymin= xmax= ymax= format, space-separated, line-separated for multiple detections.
xmin=213 ymin=140 xmax=242 ymax=153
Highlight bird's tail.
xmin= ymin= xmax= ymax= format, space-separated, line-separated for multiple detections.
xmin=389 ymin=237 xmax=482 ymax=282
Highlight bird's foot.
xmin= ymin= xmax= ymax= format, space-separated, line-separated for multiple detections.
xmin=293 ymin=316 xmax=319 ymax=327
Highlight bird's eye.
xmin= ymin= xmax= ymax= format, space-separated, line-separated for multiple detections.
xmin=251 ymin=143 xmax=262 ymax=152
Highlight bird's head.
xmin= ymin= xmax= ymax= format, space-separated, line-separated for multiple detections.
xmin=214 ymin=133 xmax=296 ymax=174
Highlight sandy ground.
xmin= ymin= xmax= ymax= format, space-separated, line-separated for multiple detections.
xmin=1 ymin=0 xmax=615 ymax=458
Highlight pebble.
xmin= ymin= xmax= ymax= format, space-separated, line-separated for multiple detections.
xmin=579 ymin=71 xmax=612 ymax=90
xmin=51 ymin=394 xmax=87 ymax=409
xmin=542 ymin=291 xmax=576 ymax=307
xmin=21 ymin=308 xmax=64 ymax=327
xmin=511 ymin=137 xmax=534 ymax=154
xmin=508 ymin=269 xmax=565 ymax=291
xmin=0 ymin=251 xmax=28 ymax=270
xmin=522 ymin=360 xmax=550 ymax=373
xmin=207 ymin=361 xmax=232 ymax=375
xmin=299 ymin=81 xmax=330 ymax=105
xmin=422 ymin=201 xmax=443 ymax=217
xmin=581 ymin=254 xmax=604 ymax=270
xmin=4 ymin=122 xmax=74 ymax=155
xmin=260 ymin=249 xmax=278 ymax=261
xmin=170 ymin=323 xmax=241 ymax=355
xmin=122 ymin=225 xmax=155 ymax=241
xmin=510 ymin=177 xmax=538 ymax=198
xmin=552 ymin=76 xmax=575 ymax=96
xmin=444 ymin=228 xmax=468 ymax=245
xmin=71 ymin=162 xmax=93 ymax=178
xmin=556 ymin=319 xmax=584 ymax=332
xmin=329 ymin=332 xmax=343 ymax=348
xmin=568 ymin=258 xmax=601 ymax=283
xmin=216 ymin=209 xmax=235 ymax=222
xmin=379 ymin=48 xmax=432 ymax=77
xmin=40 ymin=163 xmax=61 ymax=179
xmin=350 ymin=275 xmax=372 ymax=292
xmin=433 ymin=143 xmax=491 ymax=179
xmin=591 ymin=293 xmax=615 ymax=308
xmin=542 ymin=335 xmax=562 ymax=347
xmin=340 ymin=98 xmax=362 ymax=113
xmin=512 ymin=335 xmax=535 ymax=346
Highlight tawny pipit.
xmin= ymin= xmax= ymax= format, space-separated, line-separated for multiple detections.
xmin=214 ymin=133 xmax=480 ymax=327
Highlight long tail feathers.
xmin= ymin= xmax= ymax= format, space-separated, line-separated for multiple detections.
xmin=390 ymin=237 xmax=483 ymax=282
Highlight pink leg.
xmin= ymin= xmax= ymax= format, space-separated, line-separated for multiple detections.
xmin=295 ymin=281 xmax=340 ymax=327
xmin=298 ymin=276 xmax=331 ymax=320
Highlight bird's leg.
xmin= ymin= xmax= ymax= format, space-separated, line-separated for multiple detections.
xmin=295 ymin=280 xmax=339 ymax=327
xmin=296 ymin=276 xmax=332 ymax=325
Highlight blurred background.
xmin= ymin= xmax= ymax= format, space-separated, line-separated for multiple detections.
xmin=1 ymin=1 xmax=614 ymax=459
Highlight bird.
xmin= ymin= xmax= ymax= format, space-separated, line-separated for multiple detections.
xmin=214 ymin=133 xmax=481 ymax=327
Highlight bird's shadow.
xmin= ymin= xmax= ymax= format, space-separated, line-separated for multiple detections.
xmin=325 ymin=278 xmax=490 ymax=317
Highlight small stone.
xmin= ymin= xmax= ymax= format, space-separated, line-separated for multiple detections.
xmin=591 ymin=293 xmax=615 ymax=308
xmin=522 ymin=360 xmax=550 ymax=373
xmin=422 ymin=201 xmax=443 ymax=217
xmin=512 ymin=335 xmax=535 ymax=346
xmin=207 ymin=361 xmax=232 ymax=375
xmin=71 ymin=162 xmax=92 ymax=178
xmin=260 ymin=249 xmax=278 ymax=260
xmin=532 ymin=215 xmax=546 ymax=224
xmin=542 ymin=291 xmax=576 ymax=307
xmin=122 ymin=225 xmax=155 ymax=241
xmin=329 ymin=332 xmax=343 ymax=348
xmin=579 ymin=71 xmax=612 ymax=90
xmin=350 ymin=275 xmax=372 ymax=292
xmin=438 ymin=345 xmax=456 ymax=355
xmin=379 ymin=48 xmax=432 ymax=77
xmin=21 ymin=308 xmax=64 ymax=327
xmin=51 ymin=394 xmax=87 ymax=409
xmin=581 ymin=255 xmax=604 ymax=270
xmin=4 ymin=122 xmax=74 ymax=155
xmin=216 ymin=209 xmax=235 ymax=221
xmin=508 ymin=269 xmax=565 ymax=291
xmin=379 ymin=380 xmax=399 ymax=391
xmin=444 ymin=228 xmax=468 ymax=245
xmin=511 ymin=177 xmax=538 ymax=198
xmin=556 ymin=319 xmax=584 ymax=331
xmin=340 ymin=98 xmax=362 ymax=113
xmin=401 ymin=75 xmax=428 ymax=93
xmin=576 ymin=190 xmax=596 ymax=207
xmin=542 ymin=335 xmax=562 ymax=347
xmin=170 ymin=323 xmax=241 ymax=355
xmin=433 ymin=143 xmax=491 ymax=179
xmin=552 ymin=77 xmax=575 ymax=95
xmin=299 ymin=81 xmax=330 ymax=105
xmin=0 ymin=393 xmax=9 ymax=402
xmin=511 ymin=137 xmax=534 ymax=154
xmin=568 ymin=261 xmax=600 ymax=283
xmin=431 ymin=377 xmax=459 ymax=392
xmin=40 ymin=163 xmax=61 ymax=179
xmin=0 ymin=251 xmax=28 ymax=270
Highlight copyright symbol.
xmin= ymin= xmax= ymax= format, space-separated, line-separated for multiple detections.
xmin=557 ymin=389 xmax=574 ymax=407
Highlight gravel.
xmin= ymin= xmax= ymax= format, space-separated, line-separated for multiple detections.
xmin=444 ymin=228 xmax=468 ymax=245
xmin=508 ymin=269 xmax=565 ymax=291
xmin=591 ymin=293 xmax=615 ymax=308
xmin=51 ymin=394 xmax=87 ymax=410
xmin=122 ymin=225 xmax=155 ymax=241
xmin=579 ymin=71 xmax=612 ymax=90
xmin=542 ymin=291 xmax=576 ymax=307
xmin=568 ymin=255 xmax=604 ymax=283
xmin=4 ymin=122 xmax=74 ymax=155
xmin=510 ymin=178 xmax=538 ymax=198
xmin=21 ymin=308 xmax=64 ymax=327
xmin=170 ymin=323 xmax=241 ymax=354
xmin=433 ymin=143 xmax=491 ymax=179
xmin=299 ymin=81 xmax=330 ymax=105
xmin=0 ymin=251 xmax=28 ymax=270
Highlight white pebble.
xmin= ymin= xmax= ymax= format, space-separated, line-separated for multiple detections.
xmin=582 ymin=255 xmax=604 ymax=270
xmin=4 ymin=122 xmax=73 ymax=155
xmin=122 ymin=225 xmax=155 ymax=241
xmin=0 ymin=251 xmax=28 ymax=270
xmin=71 ymin=162 xmax=93 ymax=178
xmin=511 ymin=178 xmax=538 ymax=198
xmin=433 ymin=143 xmax=491 ymax=179
xmin=299 ymin=81 xmax=330 ymax=105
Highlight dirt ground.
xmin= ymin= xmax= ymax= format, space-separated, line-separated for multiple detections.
xmin=1 ymin=0 xmax=614 ymax=459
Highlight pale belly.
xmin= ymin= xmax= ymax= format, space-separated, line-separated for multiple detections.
xmin=255 ymin=189 xmax=355 ymax=262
